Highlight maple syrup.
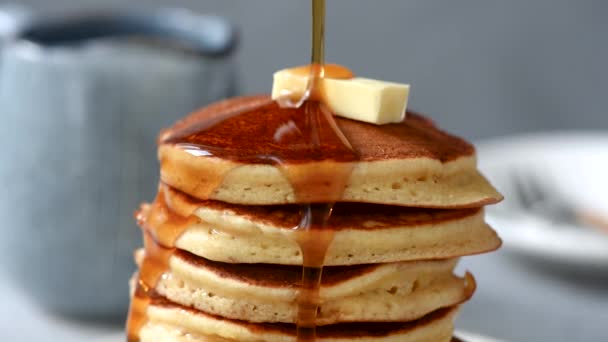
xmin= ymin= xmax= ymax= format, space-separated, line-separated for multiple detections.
xmin=288 ymin=1 xmax=356 ymax=340
xmin=126 ymin=187 xmax=201 ymax=341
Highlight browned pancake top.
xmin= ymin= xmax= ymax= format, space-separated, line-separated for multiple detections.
xmin=175 ymin=249 xmax=379 ymax=288
xmin=151 ymin=295 xmax=454 ymax=337
xmin=160 ymin=95 xmax=474 ymax=163
xmin=165 ymin=184 xmax=481 ymax=230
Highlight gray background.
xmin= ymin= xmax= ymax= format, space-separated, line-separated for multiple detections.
xmin=6 ymin=1 xmax=608 ymax=342
xmin=14 ymin=0 xmax=608 ymax=140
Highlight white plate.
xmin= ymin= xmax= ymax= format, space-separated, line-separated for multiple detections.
xmin=456 ymin=331 xmax=505 ymax=342
xmin=477 ymin=132 xmax=608 ymax=273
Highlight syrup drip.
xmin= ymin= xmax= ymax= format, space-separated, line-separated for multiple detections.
xmin=291 ymin=1 xmax=354 ymax=340
xmin=126 ymin=187 xmax=200 ymax=341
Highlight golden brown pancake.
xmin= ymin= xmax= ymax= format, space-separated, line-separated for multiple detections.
xmin=158 ymin=95 xmax=502 ymax=207
xmin=140 ymin=185 xmax=501 ymax=265
xmin=163 ymin=95 xmax=471 ymax=163
xmin=166 ymin=183 xmax=483 ymax=230
xmin=134 ymin=249 xmax=472 ymax=325
xmin=140 ymin=297 xmax=459 ymax=342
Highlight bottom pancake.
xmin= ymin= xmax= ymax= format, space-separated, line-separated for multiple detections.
xmin=140 ymin=298 xmax=459 ymax=342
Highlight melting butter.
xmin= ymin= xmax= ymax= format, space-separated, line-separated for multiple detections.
xmin=272 ymin=66 xmax=410 ymax=125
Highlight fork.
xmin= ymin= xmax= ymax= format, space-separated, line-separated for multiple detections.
xmin=510 ymin=171 xmax=608 ymax=234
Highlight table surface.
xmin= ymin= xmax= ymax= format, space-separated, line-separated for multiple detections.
xmin=1 ymin=250 xmax=606 ymax=342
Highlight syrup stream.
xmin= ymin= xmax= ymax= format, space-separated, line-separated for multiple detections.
xmin=295 ymin=1 xmax=348 ymax=341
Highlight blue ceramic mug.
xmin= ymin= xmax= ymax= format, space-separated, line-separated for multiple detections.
xmin=0 ymin=6 xmax=237 ymax=320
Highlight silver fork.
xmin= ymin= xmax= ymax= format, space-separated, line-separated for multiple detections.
xmin=510 ymin=171 xmax=608 ymax=233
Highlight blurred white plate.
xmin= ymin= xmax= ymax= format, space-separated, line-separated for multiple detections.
xmin=456 ymin=330 xmax=505 ymax=342
xmin=477 ymin=132 xmax=608 ymax=273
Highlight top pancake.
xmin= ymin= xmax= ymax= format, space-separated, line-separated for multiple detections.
xmin=159 ymin=95 xmax=502 ymax=207
xmin=162 ymin=95 xmax=472 ymax=163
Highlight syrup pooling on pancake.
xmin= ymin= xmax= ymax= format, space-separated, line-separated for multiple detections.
xmin=161 ymin=99 xmax=357 ymax=165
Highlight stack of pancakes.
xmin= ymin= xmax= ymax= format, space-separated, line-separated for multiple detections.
xmin=128 ymin=95 xmax=502 ymax=342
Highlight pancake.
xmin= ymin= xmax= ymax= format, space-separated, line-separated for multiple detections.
xmin=140 ymin=185 xmax=501 ymax=265
xmin=158 ymin=95 xmax=502 ymax=207
xmin=140 ymin=299 xmax=459 ymax=342
xmin=134 ymin=249 xmax=472 ymax=325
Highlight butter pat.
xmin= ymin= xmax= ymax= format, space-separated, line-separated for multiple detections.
xmin=272 ymin=69 xmax=311 ymax=101
xmin=272 ymin=68 xmax=410 ymax=124
xmin=322 ymin=78 xmax=410 ymax=124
